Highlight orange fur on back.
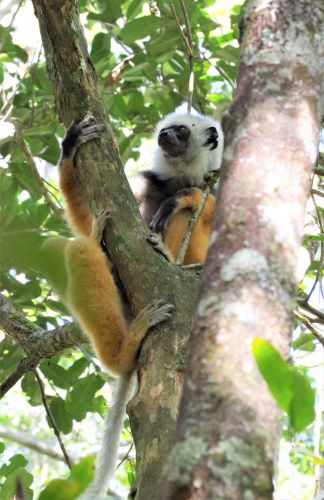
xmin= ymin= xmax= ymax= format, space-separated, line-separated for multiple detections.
xmin=164 ymin=189 xmax=216 ymax=264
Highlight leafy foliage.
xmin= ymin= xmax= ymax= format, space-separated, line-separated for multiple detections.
xmin=0 ymin=0 xmax=323 ymax=498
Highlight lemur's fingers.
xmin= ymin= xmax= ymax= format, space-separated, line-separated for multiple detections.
xmin=203 ymin=126 xmax=218 ymax=150
xmin=139 ymin=299 xmax=174 ymax=328
xmin=91 ymin=208 xmax=112 ymax=242
xmin=62 ymin=115 xmax=106 ymax=160
xmin=147 ymin=232 xmax=174 ymax=262
xmin=150 ymin=188 xmax=194 ymax=235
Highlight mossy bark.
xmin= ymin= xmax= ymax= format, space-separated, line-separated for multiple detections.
xmin=31 ymin=1 xmax=200 ymax=498
xmin=160 ymin=1 xmax=324 ymax=499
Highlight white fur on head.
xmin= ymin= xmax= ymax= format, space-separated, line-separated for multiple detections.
xmin=152 ymin=112 xmax=224 ymax=185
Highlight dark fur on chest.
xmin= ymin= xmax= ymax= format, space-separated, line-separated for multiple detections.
xmin=140 ymin=170 xmax=203 ymax=224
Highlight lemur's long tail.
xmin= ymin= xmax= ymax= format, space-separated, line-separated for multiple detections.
xmin=80 ymin=374 xmax=136 ymax=499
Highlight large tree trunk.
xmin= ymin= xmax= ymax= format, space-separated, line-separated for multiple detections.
xmin=31 ymin=1 xmax=199 ymax=498
xmin=160 ymin=1 xmax=324 ymax=499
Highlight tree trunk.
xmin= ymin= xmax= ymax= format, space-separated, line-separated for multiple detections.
xmin=160 ymin=1 xmax=324 ymax=499
xmin=31 ymin=1 xmax=199 ymax=498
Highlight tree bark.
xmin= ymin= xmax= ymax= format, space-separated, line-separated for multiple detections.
xmin=31 ymin=1 xmax=199 ymax=498
xmin=160 ymin=1 xmax=324 ymax=499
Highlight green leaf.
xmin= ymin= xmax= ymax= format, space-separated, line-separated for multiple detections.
xmin=252 ymin=338 xmax=293 ymax=412
xmin=292 ymin=333 xmax=316 ymax=351
xmin=120 ymin=16 xmax=164 ymax=44
xmin=0 ymin=467 xmax=33 ymax=500
xmin=0 ymin=454 xmax=28 ymax=477
xmin=49 ymin=397 xmax=73 ymax=434
xmin=67 ymin=357 xmax=89 ymax=378
xmin=21 ymin=373 xmax=42 ymax=406
xmin=39 ymin=479 xmax=79 ymax=500
xmin=290 ymin=371 xmax=315 ymax=432
xmin=0 ymin=442 xmax=5 ymax=454
xmin=39 ymin=456 xmax=94 ymax=500
xmin=40 ymin=360 xmax=76 ymax=389
xmin=66 ymin=374 xmax=105 ymax=421
xmin=252 ymin=338 xmax=316 ymax=432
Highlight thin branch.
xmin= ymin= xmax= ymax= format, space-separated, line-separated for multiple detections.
xmin=13 ymin=120 xmax=64 ymax=218
xmin=117 ymin=442 xmax=134 ymax=470
xmin=33 ymin=369 xmax=72 ymax=469
xmin=176 ymin=171 xmax=219 ymax=265
xmin=295 ymin=310 xmax=324 ymax=348
xmin=0 ymin=357 xmax=38 ymax=399
xmin=0 ymin=294 xmax=89 ymax=397
xmin=0 ymin=424 xmax=75 ymax=464
xmin=297 ymin=299 xmax=324 ymax=324
xmin=306 ymin=188 xmax=324 ymax=300
xmin=168 ymin=0 xmax=194 ymax=112
xmin=312 ymin=189 xmax=324 ymax=198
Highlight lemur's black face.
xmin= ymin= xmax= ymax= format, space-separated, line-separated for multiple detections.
xmin=158 ymin=125 xmax=191 ymax=157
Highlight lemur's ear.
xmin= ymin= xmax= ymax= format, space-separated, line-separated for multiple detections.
xmin=204 ymin=126 xmax=219 ymax=150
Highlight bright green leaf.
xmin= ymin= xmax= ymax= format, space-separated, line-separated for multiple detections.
xmin=253 ymin=338 xmax=316 ymax=432
xmin=252 ymin=338 xmax=293 ymax=412
xmin=120 ymin=16 xmax=164 ymax=44
xmin=290 ymin=371 xmax=315 ymax=432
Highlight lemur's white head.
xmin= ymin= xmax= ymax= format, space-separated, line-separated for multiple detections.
xmin=152 ymin=112 xmax=224 ymax=185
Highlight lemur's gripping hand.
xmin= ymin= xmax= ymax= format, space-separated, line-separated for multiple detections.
xmin=203 ymin=126 xmax=219 ymax=150
xmin=61 ymin=115 xmax=106 ymax=162
xmin=150 ymin=188 xmax=195 ymax=236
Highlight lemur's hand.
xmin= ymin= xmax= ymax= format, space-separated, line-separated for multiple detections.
xmin=61 ymin=115 xmax=105 ymax=161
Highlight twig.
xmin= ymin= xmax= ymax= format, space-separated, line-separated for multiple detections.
xmin=297 ymin=300 xmax=324 ymax=324
xmin=312 ymin=189 xmax=324 ymax=198
xmin=0 ymin=357 xmax=38 ymax=399
xmin=295 ymin=310 xmax=324 ymax=348
xmin=176 ymin=171 xmax=219 ymax=264
xmin=0 ymin=0 xmax=24 ymax=49
xmin=33 ymin=369 xmax=72 ymax=469
xmin=0 ymin=424 xmax=75 ymax=464
xmin=306 ymin=188 xmax=324 ymax=299
xmin=13 ymin=121 xmax=64 ymax=218
xmin=168 ymin=0 xmax=194 ymax=112
xmin=179 ymin=0 xmax=194 ymax=112
xmin=117 ymin=442 xmax=134 ymax=469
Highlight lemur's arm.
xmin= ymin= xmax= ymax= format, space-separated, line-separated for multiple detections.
xmin=150 ymin=188 xmax=216 ymax=265
xmin=59 ymin=117 xmax=105 ymax=236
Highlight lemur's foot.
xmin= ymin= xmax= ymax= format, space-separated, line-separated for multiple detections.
xmin=62 ymin=115 xmax=106 ymax=160
xmin=91 ymin=208 xmax=112 ymax=243
xmin=147 ymin=232 xmax=174 ymax=262
xmin=139 ymin=299 xmax=174 ymax=328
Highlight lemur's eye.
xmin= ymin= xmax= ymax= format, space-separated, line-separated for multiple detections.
xmin=177 ymin=126 xmax=190 ymax=140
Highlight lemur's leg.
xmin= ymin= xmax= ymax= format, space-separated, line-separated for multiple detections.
xmin=150 ymin=188 xmax=216 ymax=265
xmin=65 ymin=209 xmax=173 ymax=376
xmin=59 ymin=116 xmax=105 ymax=236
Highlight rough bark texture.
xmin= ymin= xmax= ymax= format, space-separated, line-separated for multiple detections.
xmin=0 ymin=293 xmax=87 ymax=398
xmin=160 ymin=1 xmax=324 ymax=499
xmin=31 ymin=2 xmax=200 ymax=498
